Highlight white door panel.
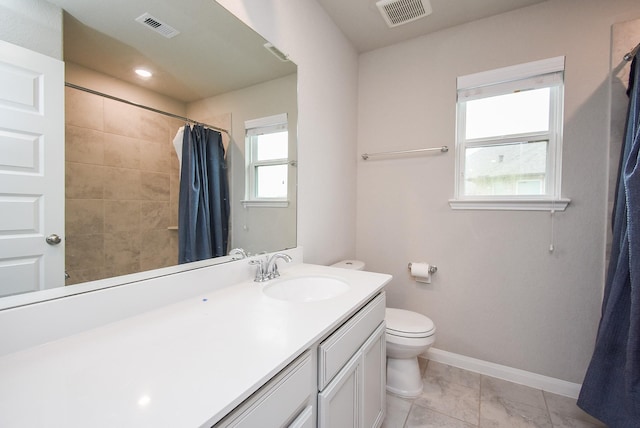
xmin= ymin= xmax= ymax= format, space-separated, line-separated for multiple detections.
xmin=0 ymin=40 xmax=65 ymax=297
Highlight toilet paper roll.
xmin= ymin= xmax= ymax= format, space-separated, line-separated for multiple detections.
xmin=410 ymin=262 xmax=431 ymax=278
xmin=410 ymin=262 xmax=432 ymax=283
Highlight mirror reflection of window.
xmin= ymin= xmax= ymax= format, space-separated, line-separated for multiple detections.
xmin=245 ymin=114 xmax=289 ymax=201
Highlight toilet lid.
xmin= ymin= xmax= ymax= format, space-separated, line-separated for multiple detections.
xmin=386 ymin=308 xmax=435 ymax=338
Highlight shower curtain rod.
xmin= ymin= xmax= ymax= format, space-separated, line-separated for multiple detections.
xmin=64 ymin=82 xmax=231 ymax=136
xmin=624 ymin=42 xmax=640 ymax=61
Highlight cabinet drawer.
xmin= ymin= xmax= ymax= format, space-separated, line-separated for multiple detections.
xmin=288 ymin=405 xmax=313 ymax=428
xmin=215 ymin=351 xmax=312 ymax=427
xmin=318 ymin=292 xmax=385 ymax=390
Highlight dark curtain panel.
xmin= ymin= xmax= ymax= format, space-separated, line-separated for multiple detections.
xmin=578 ymin=51 xmax=640 ymax=426
xmin=178 ymin=125 xmax=230 ymax=264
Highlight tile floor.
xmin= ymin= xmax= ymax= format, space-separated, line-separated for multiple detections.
xmin=382 ymin=358 xmax=605 ymax=428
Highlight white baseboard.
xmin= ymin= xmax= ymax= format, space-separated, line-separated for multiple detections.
xmin=424 ymin=348 xmax=582 ymax=399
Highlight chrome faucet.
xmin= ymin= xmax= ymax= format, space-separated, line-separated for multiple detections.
xmin=229 ymin=248 xmax=249 ymax=260
xmin=249 ymin=253 xmax=292 ymax=282
xmin=266 ymin=253 xmax=292 ymax=279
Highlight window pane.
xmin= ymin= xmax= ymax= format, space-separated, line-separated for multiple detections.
xmin=256 ymin=131 xmax=288 ymax=161
xmin=465 ymin=88 xmax=550 ymax=140
xmin=464 ymin=141 xmax=547 ymax=196
xmin=256 ymin=164 xmax=288 ymax=198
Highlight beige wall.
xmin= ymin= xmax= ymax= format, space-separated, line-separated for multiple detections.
xmin=356 ymin=0 xmax=640 ymax=383
xmin=64 ymin=79 xmax=182 ymax=284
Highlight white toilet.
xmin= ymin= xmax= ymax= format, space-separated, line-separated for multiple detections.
xmin=385 ymin=307 xmax=435 ymax=397
xmin=331 ymin=260 xmax=437 ymax=398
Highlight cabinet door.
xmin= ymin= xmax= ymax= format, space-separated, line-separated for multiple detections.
xmin=318 ymin=293 xmax=385 ymax=390
xmin=318 ymin=352 xmax=361 ymax=428
xmin=361 ymin=323 xmax=386 ymax=428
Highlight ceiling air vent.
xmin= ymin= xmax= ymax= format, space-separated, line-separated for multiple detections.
xmin=376 ymin=0 xmax=432 ymax=28
xmin=135 ymin=13 xmax=180 ymax=38
xmin=264 ymin=42 xmax=290 ymax=62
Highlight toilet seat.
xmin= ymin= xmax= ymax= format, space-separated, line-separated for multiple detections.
xmin=385 ymin=308 xmax=435 ymax=338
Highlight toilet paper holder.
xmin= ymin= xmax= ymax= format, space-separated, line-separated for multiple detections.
xmin=407 ymin=262 xmax=437 ymax=274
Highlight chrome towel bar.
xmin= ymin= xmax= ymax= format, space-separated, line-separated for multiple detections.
xmin=361 ymin=146 xmax=448 ymax=160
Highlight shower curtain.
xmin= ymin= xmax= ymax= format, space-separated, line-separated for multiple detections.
xmin=577 ymin=51 xmax=640 ymax=426
xmin=178 ymin=124 xmax=230 ymax=264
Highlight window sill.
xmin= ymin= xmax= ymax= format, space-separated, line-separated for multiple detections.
xmin=241 ymin=200 xmax=289 ymax=208
xmin=448 ymin=198 xmax=570 ymax=211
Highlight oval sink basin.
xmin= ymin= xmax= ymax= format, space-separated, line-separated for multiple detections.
xmin=263 ymin=276 xmax=350 ymax=302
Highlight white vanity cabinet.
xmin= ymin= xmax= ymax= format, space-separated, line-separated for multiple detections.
xmin=213 ymin=292 xmax=386 ymax=428
xmin=317 ymin=292 xmax=386 ymax=428
xmin=214 ymin=351 xmax=313 ymax=428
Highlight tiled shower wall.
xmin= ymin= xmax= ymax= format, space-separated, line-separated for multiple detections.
xmin=65 ymin=87 xmax=182 ymax=285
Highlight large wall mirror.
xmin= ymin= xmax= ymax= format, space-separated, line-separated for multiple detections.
xmin=1 ymin=0 xmax=297 ymax=307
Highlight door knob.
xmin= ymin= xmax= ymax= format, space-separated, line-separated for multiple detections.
xmin=46 ymin=234 xmax=62 ymax=245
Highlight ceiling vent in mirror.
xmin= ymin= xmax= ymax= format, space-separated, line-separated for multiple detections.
xmin=135 ymin=13 xmax=180 ymax=38
xmin=264 ymin=42 xmax=290 ymax=62
xmin=376 ymin=0 xmax=432 ymax=27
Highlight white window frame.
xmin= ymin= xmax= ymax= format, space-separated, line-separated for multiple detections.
xmin=242 ymin=113 xmax=289 ymax=208
xmin=449 ymin=56 xmax=570 ymax=211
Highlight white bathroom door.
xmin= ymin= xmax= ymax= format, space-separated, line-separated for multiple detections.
xmin=0 ymin=40 xmax=65 ymax=297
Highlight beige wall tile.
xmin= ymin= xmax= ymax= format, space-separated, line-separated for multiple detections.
xmin=104 ymin=200 xmax=140 ymax=233
xmin=169 ymin=230 xmax=179 ymax=263
xmin=140 ymin=201 xmax=169 ymax=230
xmin=170 ymin=148 xmax=180 ymax=173
xmin=104 ymin=231 xmax=141 ymax=277
xmin=66 ymin=162 xmax=104 ymax=199
xmin=65 ymin=89 xmax=187 ymax=282
xmin=65 ymin=88 xmax=104 ymax=131
xmin=139 ymin=109 xmax=169 ymax=143
xmin=65 ymin=125 xmax=104 ymax=165
xmin=140 ymin=140 xmax=170 ymax=172
xmin=65 ymin=199 xmax=104 ymax=236
xmin=140 ymin=229 xmax=175 ymax=271
xmin=103 ymin=167 xmax=141 ymax=200
xmin=170 ymin=173 xmax=180 ymax=227
xmin=141 ymin=172 xmax=170 ymax=201
xmin=103 ymin=99 xmax=142 ymax=139
xmin=103 ymin=94 xmax=171 ymax=144
xmin=104 ymin=134 xmax=140 ymax=169
xmin=65 ymin=234 xmax=104 ymax=271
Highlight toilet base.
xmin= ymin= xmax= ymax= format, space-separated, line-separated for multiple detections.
xmin=386 ymin=356 xmax=423 ymax=398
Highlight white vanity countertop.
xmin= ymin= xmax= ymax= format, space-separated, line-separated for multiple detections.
xmin=0 ymin=263 xmax=391 ymax=428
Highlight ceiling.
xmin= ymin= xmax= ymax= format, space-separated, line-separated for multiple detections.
xmin=45 ymin=0 xmax=547 ymax=102
xmin=316 ymin=0 xmax=548 ymax=53
xmin=47 ymin=0 xmax=296 ymax=103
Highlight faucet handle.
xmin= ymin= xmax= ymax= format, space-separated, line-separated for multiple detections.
xmin=249 ymin=258 xmax=268 ymax=282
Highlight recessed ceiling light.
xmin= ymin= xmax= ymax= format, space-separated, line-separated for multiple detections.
xmin=135 ymin=68 xmax=152 ymax=78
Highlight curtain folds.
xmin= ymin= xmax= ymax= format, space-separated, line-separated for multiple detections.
xmin=577 ymin=52 xmax=640 ymax=426
xmin=178 ymin=125 xmax=230 ymax=264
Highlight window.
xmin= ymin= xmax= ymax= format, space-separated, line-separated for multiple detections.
xmin=244 ymin=113 xmax=289 ymax=206
xmin=450 ymin=57 xmax=570 ymax=211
